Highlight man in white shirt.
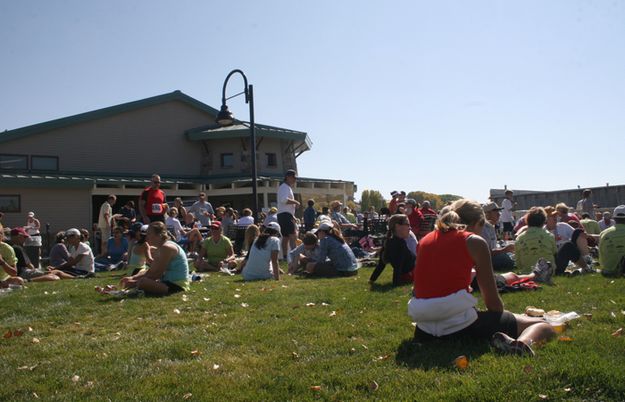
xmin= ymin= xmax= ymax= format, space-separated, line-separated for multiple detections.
xmin=277 ymin=169 xmax=300 ymax=259
xmin=98 ymin=195 xmax=116 ymax=255
xmin=47 ymin=228 xmax=95 ymax=278
xmin=500 ymin=190 xmax=516 ymax=237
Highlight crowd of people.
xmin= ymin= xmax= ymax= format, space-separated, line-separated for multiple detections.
xmin=2 ymin=176 xmax=625 ymax=358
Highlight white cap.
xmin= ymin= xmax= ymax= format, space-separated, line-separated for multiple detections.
xmin=27 ymin=211 xmax=35 ymax=217
xmin=614 ymin=205 xmax=625 ymax=219
xmin=65 ymin=228 xmax=81 ymax=237
xmin=318 ymin=221 xmax=334 ymax=232
xmin=265 ymin=221 xmax=282 ymax=235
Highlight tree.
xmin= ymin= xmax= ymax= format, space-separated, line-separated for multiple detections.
xmin=407 ymin=191 xmax=444 ymax=210
xmin=439 ymin=194 xmax=463 ymax=205
xmin=359 ymin=190 xmax=386 ymax=213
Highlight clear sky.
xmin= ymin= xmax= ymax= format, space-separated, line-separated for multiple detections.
xmin=2 ymin=1 xmax=624 ymax=203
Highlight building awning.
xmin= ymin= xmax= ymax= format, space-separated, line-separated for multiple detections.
xmin=185 ymin=123 xmax=312 ymax=154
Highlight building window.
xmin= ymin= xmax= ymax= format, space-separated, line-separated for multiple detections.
xmin=31 ymin=155 xmax=59 ymax=171
xmin=266 ymin=153 xmax=277 ymax=167
xmin=0 ymin=154 xmax=28 ymax=171
xmin=220 ymin=153 xmax=234 ymax=168
xmin=0 ymin=195 xmax=21 ymax=213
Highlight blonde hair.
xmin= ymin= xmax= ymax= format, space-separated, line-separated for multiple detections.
xmin=555 ymin=203 xmax=569 ymax=214
xmin=436 ymin=199 xmax=484 ymax=232
xmin=243 ymin=224 xmax=260 ymax=251
xmin=148 ymin=221 xmax=170 ymax=241
xmin=168 ymin=207 xmax=178 ymax=216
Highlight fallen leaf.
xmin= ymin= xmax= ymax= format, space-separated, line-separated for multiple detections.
xmin=32 ymin=392 xmax=39 ymax=399
xmin=240 ymin=303 xmax=249 ymax=308
xmin=13 ymin=329 xmax=23 ymax=337
xmin=28 ymin=327 xmax=33 ymax=332
xmin=85 ymin=381 xmax=94 ymax=388
xmin=612 ymin=328 xmax=623 ymax=337
xmin=564 ymin=387 xmax=571 ymax=392
xmin=310 ymin=386 xmax=321 ymax=391
xmin=361 ymin=344 xmax=368 ymax=350
xmin=17 ymin=366 xmax=29 ymax=370
xmin=183 ymin=392 xmax=193 ymax=400
xmin=321 ymin=302 xmax=329 ymax=306
xmin=523 ymin=365 xmax=533 ymax=374
xmin=173 ymin=309 xmax=181 ymax=314
xmin=558 ymin=336 xmax=574 ymax=342
xmin=44 ymin=291 xmax=49 ymax=295
xmin=181 ymin=295 xmax=188 ymax=302
xmin=611 ymin=312 xmax=617 ymax=319
xmin=583 ymin=313 xmax=592 ymax=320
xmin=3 ymin=330 xmax=12 ymax=339
xmin=453 ymin=355 xmax=469 ymax=370
xmin=281 ymin=285 xmax=288 ymax=288
xmin=329 ymin=311 xmax=337 ymax=317
xmin=538 ymin=395 xmax=548 ymax=400
xmin=203 ymin=297 xmax=210 ymax=301
xmin=349 ymin=348 xmax=356 ymax=353
xmin=235 ymin=288 xmax=241 ymax=291
xmin=610 ymin=300 xmax=616 ymax=304
xmin=212 ymin=364 xmax=220 ymax=370
xmin=32 ymin=337 xmax=40 ymax=344
xmin=291 ymin=352 xmax=299 ymax=359
xmin=71 ymin=375 xmax=80 ymax=383
xmin=190 ymin=350 xmax=201 ymax=356
xmin=370 ymin=381 xmax=379 ymax=392
xmin=376 ymin=355 xmax=390 ymax=361
xmin=305 ymin=303 xmax=315 ymax=307
xmin=234 ymin=294 xmax=241 ymax=298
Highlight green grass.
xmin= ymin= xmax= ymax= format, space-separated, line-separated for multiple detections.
xmin=2 ymin=265 xmax=625 ymax=401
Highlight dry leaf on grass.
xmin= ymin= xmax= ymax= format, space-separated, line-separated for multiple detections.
xmin=3 ymin=330 xmax=12 ymax=339
xmin=28 ymin=327 xmax=33 ymax=332
xmin=310 ymin=386 xmax=321 ymax=391
xmin=305 ymin=302 xmax=315 ymax=307
xmin=71 ymin=375 xmax=80 ymax=383
xmin=453 ymin=355 xmax=469 ymax=369
xmin=32 ymin=337 xmax=40 ymax=344
xmin=369 ymin=381 xmax=379 ymax=392
xmin=241 ymin=303 xmax=249 ymax=308
xmin=13 ymin=329 xmax=24 ymax=337
xmin=611 ymin=328 xmax=623 ymax=337
xmin=564 ymin=387 xmax=572 ymax=392
xmin=32 ymin=392 xmax=39 ymax=399
xmin=234 ymin=294 xmax=241 ymax=298
xmin=349 ymin=348 xmax=356 ymax=354
xmin=538 ymin=394 xmax=548 ymax=400
xmin=361 ymin=344 xmax=368 ymax=350
xmin=291 ymin=352 xmax=299 ymax=359
xmin=375 ymin=355 xmax=390 ymax=361
xmin=321 ymin=302 xmax=329 ymax=306
xmin=329 ymin=311 xmax=337 ymax=317
xmin=212 ymin=364 xmax=220 ymax=370
xmin=183 ymin=392 xmax=193 ymax=400
xmin=523 ymin=365 xmax=534 ymax=374
xmin=190 ymin=350 xmax=201 ymax=356
xmin=610 ymin=312 xmax=617 ymax=318
xmin=583 ymin=313 xmax=592 ymax=320
xmin=558 ymin=336 xmax=574 ymax=342
xmin=203 ymin=297 xmax=210 ymax=301
xmin=173 ymin=309 xmax=181 ymax=314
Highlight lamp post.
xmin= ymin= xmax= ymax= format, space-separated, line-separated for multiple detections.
xmin=216 ymin=69 xmax=258 ymax=223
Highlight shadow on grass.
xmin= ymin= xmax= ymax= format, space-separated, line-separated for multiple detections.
xmin=368 ymin=282 xmax=396 ymax=293
xmin=395 ymin=336 xmax=491 ymax=370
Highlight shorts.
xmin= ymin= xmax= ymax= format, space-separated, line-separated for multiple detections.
xmin=310 ymin=261 xmax=358 ymax=278
xmin=502 ymin=222 xmax=514 ymax=232
xmin=277 ymin=212 xmax=296 ymax=236
xmin=19 ymin=268 xmax=47 ymax=281
xmin=58 ymin=268 xmax=93 ymax=278
xmin=414 ymin=310 xmax=518 ymax=342
xmin=147 ymin=215 xmax=165 ymax=223
xmin=162 ymin=281 xmax=184 ymax=295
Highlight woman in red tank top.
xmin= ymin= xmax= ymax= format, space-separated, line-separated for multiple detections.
xmin=408 ymin=199 xmax=555 ymax=356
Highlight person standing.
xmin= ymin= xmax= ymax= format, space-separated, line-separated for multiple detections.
xmin=303 ymin=200 xmax=317 ymax=232
xmin=277 ymin=169 xmax=300 ymax=260
xmin=481 ymin=202 xmax=515 ymax=271
xmin=500 ymin=190 xmax=516 ymax=238
xmin=98 ymin=195 xmax=117 ymax=256
xmin=24 ymin=211 xmax=42 ymax=268
xmin=188 ymin=192 xmax=214 ymax=227
xmin=139 ymin=174 xmax=168 ymax=224
xmin=576 ymin=189 xmax=595 ymax=217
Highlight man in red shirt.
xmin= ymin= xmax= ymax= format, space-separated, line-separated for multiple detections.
xmin=139 ymin=174 xmax=168 ymax=223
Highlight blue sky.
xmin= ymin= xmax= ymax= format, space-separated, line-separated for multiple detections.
xmin=2 ymin=1 xmax=624 ymax=202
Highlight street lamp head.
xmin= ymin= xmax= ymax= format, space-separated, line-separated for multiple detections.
xmin=216 ymin=104 xmax=234 ymax=126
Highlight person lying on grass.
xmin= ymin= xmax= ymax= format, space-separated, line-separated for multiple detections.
xmin=119 ymin=222 xmax=190 ymax=296
xmin=240 ymin=222 xmax=281 ymax=281
xmin=408 ymin=199 xmax=556 ymax=357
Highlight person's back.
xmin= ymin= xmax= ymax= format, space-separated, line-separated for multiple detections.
xmin=318 ymin=235 xmax=357 ymax=272
xmin=161 ymin=240 xmax=190 ymax=290
xmin=599 ymin=223 xmax=625 ymax=276
xmin=580 ymin=218 xmax=601 ymax=235
xmin=49 ymin=242 xmax=70 ymax=267
xmin=515 ymin=227 xmax=556 ymax=273
xmin=243 ymin=236 xmax=280 ymax=281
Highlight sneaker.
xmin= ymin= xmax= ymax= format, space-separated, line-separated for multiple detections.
xmin=565 ymin=268 xmax=582 ymax=277
xmin=491 ymin=332 xmax=535 ymax=357
xmin=532 ymin=258 xmax=554 ymax=284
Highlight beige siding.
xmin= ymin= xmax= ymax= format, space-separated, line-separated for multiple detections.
xmin=202 ymin=138 xmax=289 ymax=176
xmin=1 ymin=101 xmax=212 ymax=177
xmin=0 ymin=187 xmax=91 ymax=234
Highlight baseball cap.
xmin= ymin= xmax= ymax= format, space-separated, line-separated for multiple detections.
xmin=483 ymin=202 xmax=504 ymax=213
xmin=406 ymin=199 xmax=417 ymax=207
xmin=140 ymin=224 xmax=149 ymax=234
xmin=391 ymin=190 xmax=399 ymax=197
xmin=613 ymin=205 xmax=625 ymax=219
xmin=65 ymin=228 xmax=81 ymax=237
xmin=210 ymin=221 xmax=222 ymax=229
xmin=265 ymin=221 xmax=282 ymax=234
xmin=285 ymin=169 xmax=297 ymax=178
xmin=269 ymin=207 xmax=277 ymax=213
xmin=10 ymin=227 xmax=30 ymax=237
xmin=318 ymin=221 xmax=334 ymax=232
xmin=27 ymin=211 xmax=35 ymax=218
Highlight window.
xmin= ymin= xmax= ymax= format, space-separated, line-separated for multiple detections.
xmin=31 ymin=155 xmax=59 ymax=171
xmin=0 ymin=154 xmax=28 ymax=170
xmin=266 ymin=153 xmax=277 ymax=167
xmin=0 ymin=195 xmax=21 ymax=213
xmin=220 ymin=153 xmax=234 ymax=168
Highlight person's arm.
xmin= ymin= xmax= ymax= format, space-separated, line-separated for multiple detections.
xmin=271 ymin=250 xmax=280 ymax=280
xmin=145 ymin=245 xmax=155 ymax=265
xmin=466 ymin=235 xmax=504 ymax=312
xmin=138 ymin=193 xmax=148 ymax=223
xmin=0 ymin=254 xmax=18 ymax=276
xmin=144 ymin=243 xmax=176 ymax=280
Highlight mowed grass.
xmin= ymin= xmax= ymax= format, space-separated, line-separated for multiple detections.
xmin=2 ymin=265 xmax=625 ymax=401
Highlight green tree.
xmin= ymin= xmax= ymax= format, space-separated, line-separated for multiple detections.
xmin=407 ymin=191 xmax=444 ymax=210
xmin=359 ymin=190 xmax=385 ymax=213
xmin=439 ymin=194 xmax=463 ymax=205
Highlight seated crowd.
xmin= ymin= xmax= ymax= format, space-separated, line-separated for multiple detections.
xmin=2 ymin=186 xmax=625 ymax=358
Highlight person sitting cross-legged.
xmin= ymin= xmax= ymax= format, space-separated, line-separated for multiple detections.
xmin=287 ymin=232 xmax=320 ymax=274
xmin=241 ymin=222 xmax=282 ymax=281
xmin=194 ymin=221 xmax=236 ymax=272
xmin=47 ymin=228 xmax=95 ymax=279
xmin=305 ymin=221 xmax=359 ymax=278
xmin=1 ymin=230 xmax=26 ymax=287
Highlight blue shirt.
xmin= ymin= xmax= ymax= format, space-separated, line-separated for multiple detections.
xmin=304 ymin=207 xmax=317 ymax=226
xmin=162 ymin=241 xmax=190 ymax=286
xmin=106 ymin=237 xmax=128 ymax=263
xmin=318 ymin=236 xmax=358 ymax=271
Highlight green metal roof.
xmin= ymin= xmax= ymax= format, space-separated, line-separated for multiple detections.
xmin=185 ymin=123 xmax=312 ymax=153
xmin=0 ymin=91 xmax=220 ymax=144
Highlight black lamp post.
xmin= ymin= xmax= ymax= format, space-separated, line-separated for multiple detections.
xmin=216 ymin=69 xmax=258 ymax=223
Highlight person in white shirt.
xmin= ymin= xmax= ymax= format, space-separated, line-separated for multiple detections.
xmin=47 ymin=228 xmax=95 ymax=278
xmin=237 ymin=208 xmax=255 ymax=227
xmin=98 ymin=195 xmax=116 ymax=255
xmin=276 ymin=170 xmax=300 ymax=259
xmin=500 ymin=190 xmax=516 ymax=237
xmin=599 ymin=211 xmax=616 ymax=232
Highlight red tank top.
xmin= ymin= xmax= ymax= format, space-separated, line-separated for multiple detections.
xmin=142 ymin=187 xmax=166 ymax=217
xmin=413 ymin=229 xmax=475 ymax=298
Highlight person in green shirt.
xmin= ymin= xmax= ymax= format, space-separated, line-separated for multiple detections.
xmin=0 ymin=230 xmax=25 ymax=287
xmin=599 ymin=206 xmax=625 ymax=277
xmin=194 ymin=221 xmax=235 ymax=271
xmin=580 ymin=213 xmax=601 ymax=235
xmin=514 ymin=207 xmax=557 ymax=274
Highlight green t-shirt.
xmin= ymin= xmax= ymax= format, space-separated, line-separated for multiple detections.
xmin=580 ymin=219 xmax=601 ymax=235
xmin=0 ymin=242 xmax=17 ymax=282
xmin=599 ymin=224 xmax=625 ymax=275
xmin=201 ymin=235 xmax=233 ymax=266
xmin=515 ymin=227 xmax=557 ymax=274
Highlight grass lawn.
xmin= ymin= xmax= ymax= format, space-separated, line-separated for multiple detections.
xmin=2 ymin=265 xmax=625 ymax=401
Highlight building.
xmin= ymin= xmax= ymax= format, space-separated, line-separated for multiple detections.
xmin=0 ymin=91 xmax=356 ymax=232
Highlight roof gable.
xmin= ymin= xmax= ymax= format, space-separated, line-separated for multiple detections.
xmin=0 ymin=90 xmax=220 ymax=144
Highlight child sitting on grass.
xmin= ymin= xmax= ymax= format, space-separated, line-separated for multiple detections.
xmin=288 ymin=232 xmax=319 ymax=274
xmin=119 ymin=222 xmax=189 ymax=296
